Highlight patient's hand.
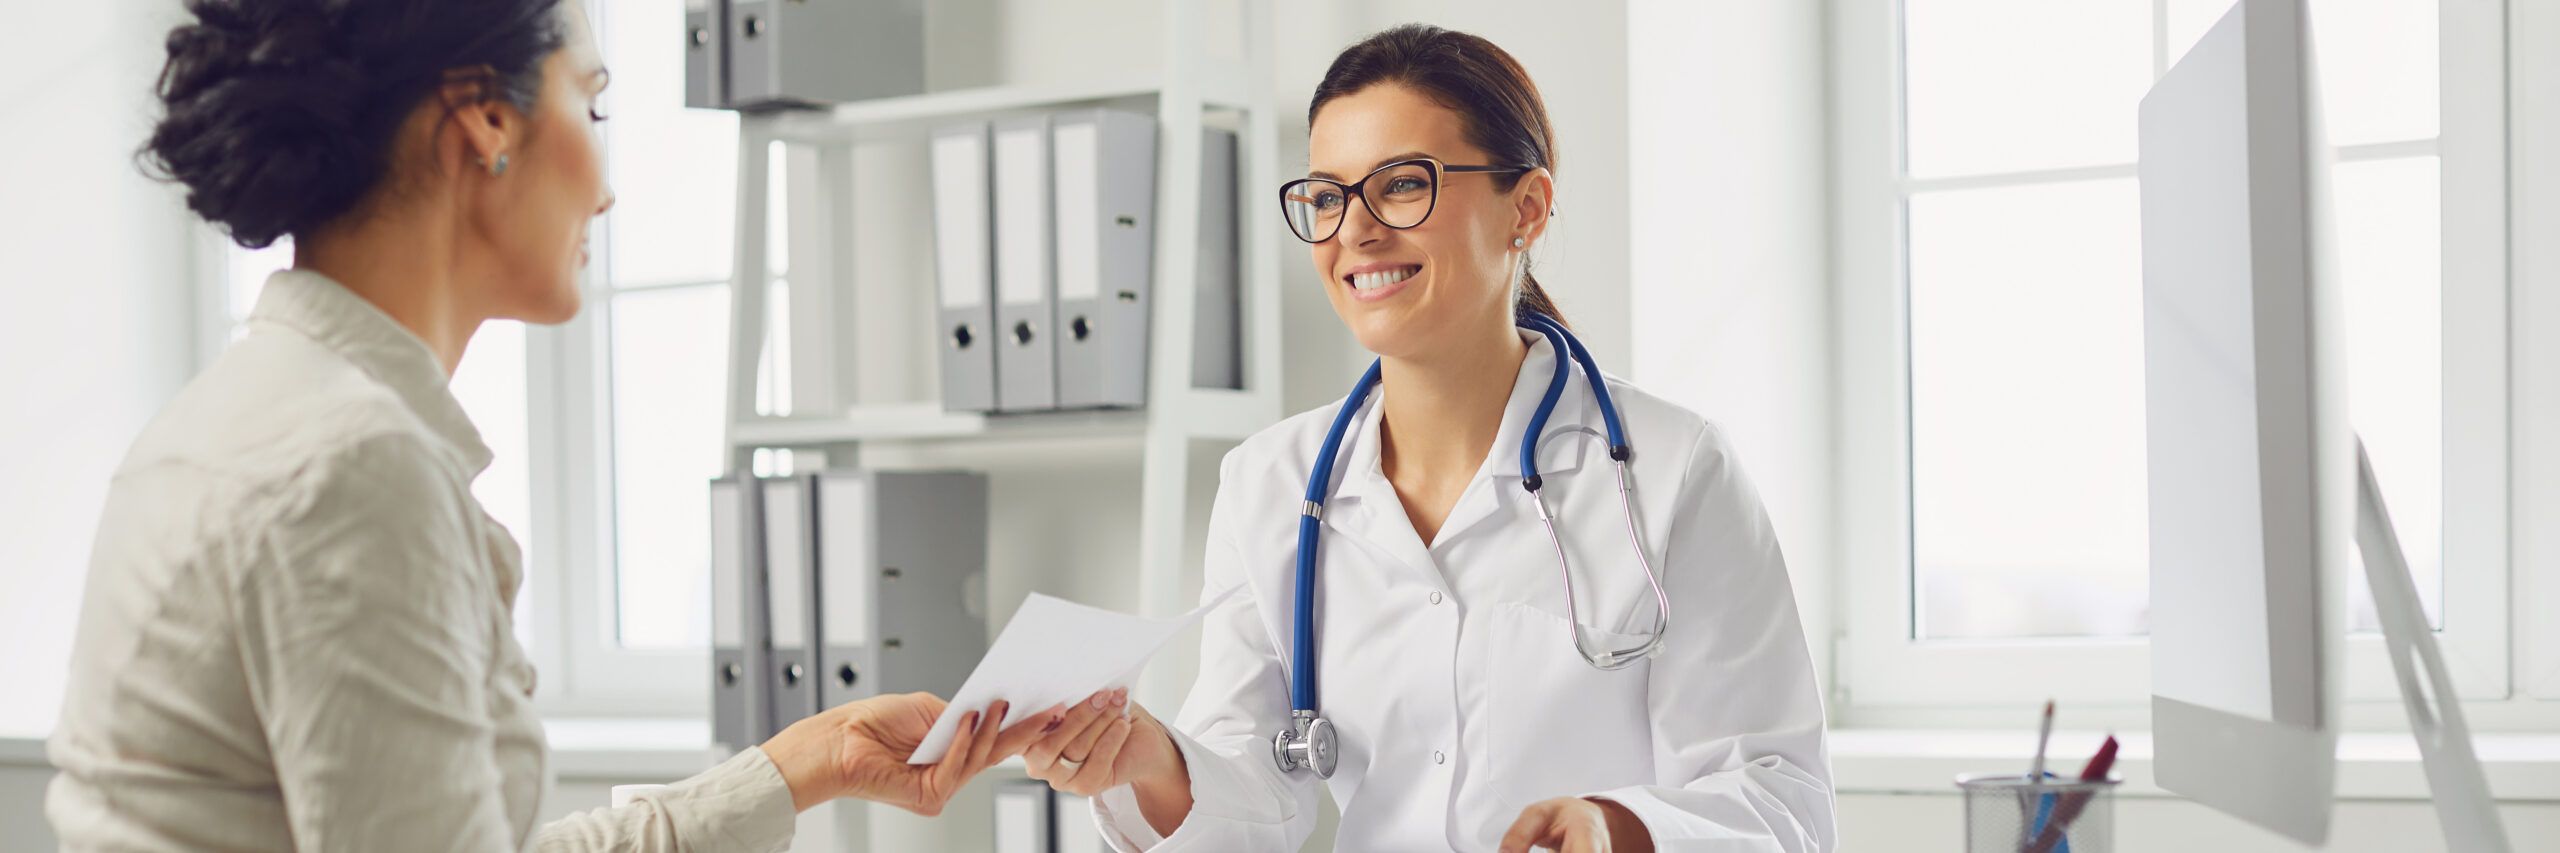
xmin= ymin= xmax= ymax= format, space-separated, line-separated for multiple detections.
xmin=762 ymin=691 xmax=1064 ymax=815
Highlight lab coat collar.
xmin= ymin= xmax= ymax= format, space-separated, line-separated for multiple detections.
xmin=1328 ymin=329 xmax=1591 ymax=510
xmin=246 ymin=269 xmax=495 ymax=479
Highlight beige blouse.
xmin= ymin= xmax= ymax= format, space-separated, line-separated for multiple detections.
xmin=46 ymin=270 xmax=795 ymax=851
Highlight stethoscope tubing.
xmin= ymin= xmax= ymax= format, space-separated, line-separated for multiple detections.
xmin=1287 ymin=314 xmax=1667 ymax=716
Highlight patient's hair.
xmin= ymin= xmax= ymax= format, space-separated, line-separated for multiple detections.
xmin=142 ymin=0 xmax=567 ymax=249
xmin=1309 ymin=23 xmax=1567 ymax=329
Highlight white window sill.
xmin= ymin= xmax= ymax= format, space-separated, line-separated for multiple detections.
xmin=24 ymin=724 xmax=2551 ymax=800
xmin=1829 ymin=728 xmax=2560 ymax=802
xmin=1 ymin=735 xmax=46 ymax=766
xmin=0 ymin=722 xmax=728 ymax=778
xmin=539 ymin=717 xmax=726 ymax=782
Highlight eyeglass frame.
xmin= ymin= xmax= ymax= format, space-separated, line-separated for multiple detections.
xmin=1278 ymin=157 xmax=1536 ymax=244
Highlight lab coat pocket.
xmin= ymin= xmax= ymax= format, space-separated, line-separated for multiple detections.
xmin=1484 ymin=602 xmax=1655 ymax=807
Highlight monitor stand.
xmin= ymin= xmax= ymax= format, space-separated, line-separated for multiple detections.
xmin=2354 ymin=436 xmax=2510 ymax=852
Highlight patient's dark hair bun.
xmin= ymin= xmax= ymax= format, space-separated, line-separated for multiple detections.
xmin=142 ymin=0 xmax=567 ymax=249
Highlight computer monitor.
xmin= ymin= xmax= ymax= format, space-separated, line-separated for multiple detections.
xmin=2136 ymin=0 xmax=2348 ymax=842
xmin=2138 ymin=1 xmax=2508 ymax=849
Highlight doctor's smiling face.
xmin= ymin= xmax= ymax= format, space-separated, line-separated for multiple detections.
xmin=1300 ymin=28 xmax=1558 ymax=361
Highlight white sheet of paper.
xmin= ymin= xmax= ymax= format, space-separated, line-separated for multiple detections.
xmin=906 ymin=584 xmax=1243 ymax=765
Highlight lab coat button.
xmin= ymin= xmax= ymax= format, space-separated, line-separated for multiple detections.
xmin=1433 ymin=750 xmax=1447 ymax=765
xmin=1428 ymin=591 xmax=1444 ymax=605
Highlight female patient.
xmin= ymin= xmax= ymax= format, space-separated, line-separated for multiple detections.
xmin=46 ymin=1 xmax=1055 ymax=849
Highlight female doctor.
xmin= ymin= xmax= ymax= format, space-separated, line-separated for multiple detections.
xmin=1019 ymin=24 xmax=1837 ymax=852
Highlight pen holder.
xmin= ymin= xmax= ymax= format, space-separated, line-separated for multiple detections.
xmin=1955 ymin=772 xmax=2121 ymax=853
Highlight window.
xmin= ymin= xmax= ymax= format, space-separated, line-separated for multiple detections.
xmin=593 ymin=0 xmax=743 ymax=655
xmin=550 ymin=0 xmax=802 ymax=711
xmin=1835 ymin=0 xmax=2511 ymax=711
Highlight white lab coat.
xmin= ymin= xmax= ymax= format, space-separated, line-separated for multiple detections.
xmin=1089 ymin=332 xmax=1836 ymax=851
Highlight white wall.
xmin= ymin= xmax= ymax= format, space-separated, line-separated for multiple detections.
xmin=0 ymin=0 xmax=199 ymax=741
xmin=1625 ymin=0 xmax=1839 ymax=695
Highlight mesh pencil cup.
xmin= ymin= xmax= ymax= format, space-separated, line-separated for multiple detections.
xmin=1954 ymin=772 xmax=2121 ymax=853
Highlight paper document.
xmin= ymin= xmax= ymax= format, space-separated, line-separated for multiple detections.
xmin=907 ymin=584 xmax=1243 ymax=764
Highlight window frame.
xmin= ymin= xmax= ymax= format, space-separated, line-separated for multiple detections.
xmin=2520 ymin=0 xmax=2560 ymax=702
xmin=1830 ymin=0 xmax=2514 ymax=717
xmin=538 ymin=281 xmax=716 ymax=716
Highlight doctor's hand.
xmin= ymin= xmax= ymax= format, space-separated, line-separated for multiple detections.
xmin=1020 ymin=688 xmax=1183 ymax=796
xmin=1500 ymin=796 xmax=1655 ymax=853
xmin=1024 ymin=689 xmax=1194 ymax=837
xmin=760 ymin=691 xmax=1065 ymax=816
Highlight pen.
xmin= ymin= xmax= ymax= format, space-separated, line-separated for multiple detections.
xmin=2023 ymin=734 xmax=2121 ymax=853
xmin=2028 ymin=699 xmax=2054 ymax=782
xmin=2019 ymin=700 xmax=2056 ymax=853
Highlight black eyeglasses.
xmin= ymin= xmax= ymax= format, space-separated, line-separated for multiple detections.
xmin=1279 ymin=158 xmax=1533 ymax=244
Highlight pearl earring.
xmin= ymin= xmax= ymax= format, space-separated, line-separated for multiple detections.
xmin=1512 ymin=237 xmax=1526 ymax=249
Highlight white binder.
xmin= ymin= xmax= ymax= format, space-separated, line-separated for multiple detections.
xmin=1051 ymin=109 xmax=1158 ymax=410
xmin=1192 ymin=127 xmax=1242 ymax=391
xmin=1057 ymin=794 xmax=1106 ymax=853
xmin=761 ymin=475 xmax=819 ymax=729
xmin=708 ymin=476 xmax=769 ymax=748
xmin=993 ymin=115 xmax=1059 ymax=411
xmin=931 ymin=123 xmax=1000 ymax=412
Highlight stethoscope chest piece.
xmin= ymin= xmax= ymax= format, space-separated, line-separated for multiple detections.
xmin=1273 ymin=710 xmax=1338 ymax=779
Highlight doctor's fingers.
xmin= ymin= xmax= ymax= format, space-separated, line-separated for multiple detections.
xmin=1498 ymin=799 xmax=1606 ymax=853
xmin=1024 ymin=689 xmax=1122 ymax=774
xmin=1030 ymin=701 xmax=1122 ymax=784
xmin=1024 ymin=686 xmax=1126 ymax=768
xmin=1054 ymin=691 xmax=1128 ymax=762
xmin=1053 ymin=716 xmax=1136 ymax=796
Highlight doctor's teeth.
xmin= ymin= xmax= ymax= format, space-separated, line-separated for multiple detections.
xmin=1351 ymin=267 xmax=1417 ymax=291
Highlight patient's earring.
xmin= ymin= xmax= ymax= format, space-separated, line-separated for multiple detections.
xmin=1512 ymin=236 xmax=1526 ymax=249
xmin=476 ymin=153 xmax=510 ymax=177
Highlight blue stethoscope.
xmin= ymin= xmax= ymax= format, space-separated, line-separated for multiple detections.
xmin=1272 ymin=313 xmax=1672 ymax=778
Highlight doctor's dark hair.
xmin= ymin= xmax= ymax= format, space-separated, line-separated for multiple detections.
xmin=142 ymin=0 xmax=567 ymax=249
xmin=1309 ymin=23 xmax=1566 ymax=328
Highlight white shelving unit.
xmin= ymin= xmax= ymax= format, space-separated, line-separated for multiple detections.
xmin=715 ymin=0 xmax=1282 ymax=722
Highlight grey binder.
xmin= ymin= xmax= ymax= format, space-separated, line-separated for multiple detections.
xmin=994 ymin=780 xmax=1058 ymax=853
xmin=813 ymin=470 xmax=989 ymax=712
xmin=719 ymin=0 xmax=923 ymax=111
xmin=682 ymin=0 xmax=726 ymax=110
xmin=932 ymin=123 xmax=1000 ymax=412
xmin=1192 ymin=127 xmax=1242 ymax=391
xmin=761 ymin=475 xmax=820 ymax=728
xmin=993 ymin=115 xmax=1059 ymax=412
xmin=709 ymin=477 xmax=769 ymax=749
xmin=1052 ymin=110 xmax=1159 ymax=410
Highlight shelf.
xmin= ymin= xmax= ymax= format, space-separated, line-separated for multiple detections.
xmin=762 ymin=64 xmax=1255 ymax=144
xmin=729 ymin=393 xmax=1273 ymax=451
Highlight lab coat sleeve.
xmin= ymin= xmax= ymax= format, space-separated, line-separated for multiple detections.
xmin=1087 ymin=452 xmax=1323 ymax=852
xmin=1584 ymin=422 xmax=1838 ymax=852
